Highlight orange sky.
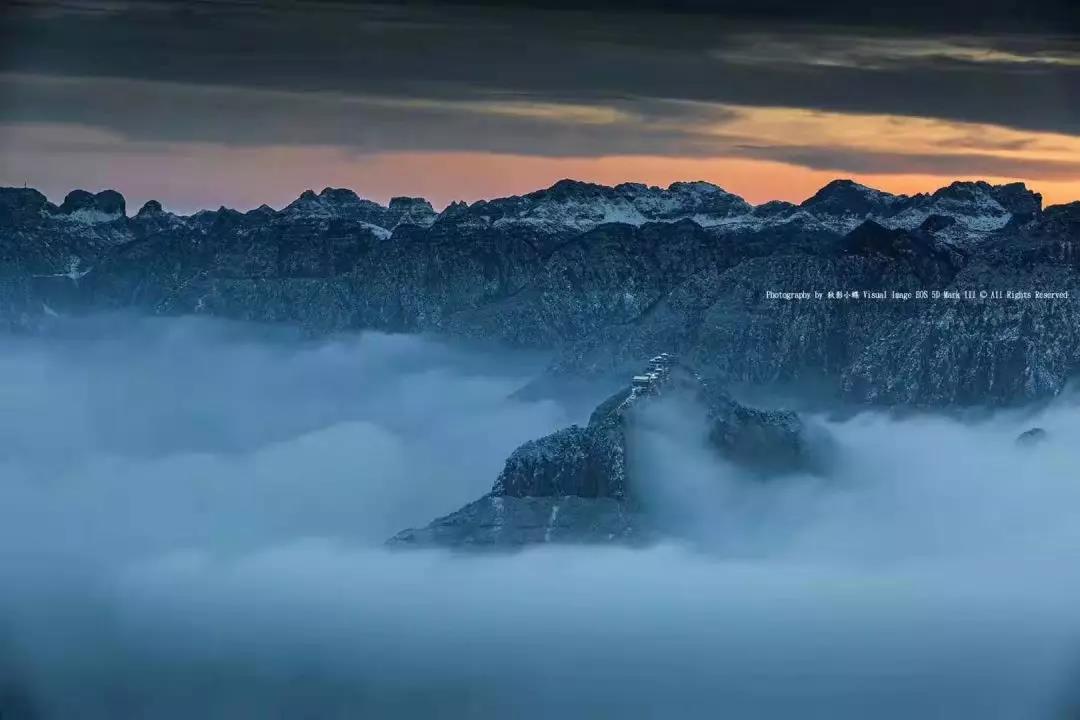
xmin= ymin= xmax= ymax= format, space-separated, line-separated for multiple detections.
xmin=337 ymin=153 xmax=1080 ymax=209
xmin=2 ymin=119 xmax=1078 ymax=213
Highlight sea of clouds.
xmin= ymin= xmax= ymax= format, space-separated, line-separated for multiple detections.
xmin=2 ymin=314 xmax=1080 ymax=719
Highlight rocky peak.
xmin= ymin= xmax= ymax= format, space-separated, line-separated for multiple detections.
xmin=284 ymin=188 xmax=364 ymax=215
xmin=785 ymin=180 xmax=1044 ymax=238
xmin=315 ymin=186 xmax=391 ymax=215
xmin=753 ymin=199 xmax=798 ymax=217
xmin=57 ymin=189 xmax=93 ymax=213
xmin=929 ymin=181 xmax=1002 ymax=209
xmin=439 ymin=200 xmax=470 ymax=216
xmin=0 ymin=186 xmax=49 ymax=208
xmin=387 ymin=196 xmax=437 ymax=227
xmin=245 ymin=204 xmax=275 ymax=218
xmin=802 ymin=179 xmax=897 ymax=216
xmin=1038 ymin=201 xmax=1080 ymax=238
xmin=668 ymin=180 xmax=723 ymax=195
xmin=281 ymin=187 xmax=433 ymax=233
xmin=651 ymin=181 xmax=753 ymax=220
xmin=614 ymin=181 xmax=650 ymax=194
xmin=188 ymin=206 xmax=245 ymax=232
xmin=55 ymin=189 xmax=126 ymax=222
xmin=284 ymin=189 xmax=321 ymax=212
xmin=135 ymin=200 xmax=164 ymax=217
xmin=471 ymin=179 xmax=756 ymax=232
xmin=986 ymin=182 xmax=1041 ymax=217
xmin=130 ymin=199 xmax=183 ymax=235
xmin=901 ymin=181 xmax=1018 ymax=233
xmin=0 ymin=187 xmax=51 ymax=225
xmin=388 ymin=354 xmax=816 ymax=548
xmin=388 ymin=196 xmax=432 ymax=211
xmin=532 ymin=178 xmax=605 ymax=201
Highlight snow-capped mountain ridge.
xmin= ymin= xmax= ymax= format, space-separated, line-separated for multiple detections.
xmin=54 ymin=189 xmax=126 ymax=225
xmin=449 ymin=178 xmax=1043 ymax=238
xmin=281 ymin=187 xmax=437 ymax=237
xmin=465 ymin=179 xmax=753 ymax=231
xmin=0 ymin=178 xmax=1077 ymax=408
xmin=11 ymin=178 xmax=1046 ymax=240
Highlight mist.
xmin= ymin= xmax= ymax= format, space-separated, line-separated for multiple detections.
xmin=2 ymin=315 xmax=1080 ymax=719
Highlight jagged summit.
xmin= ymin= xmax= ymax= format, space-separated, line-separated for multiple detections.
xmin=424 ymin=177 xmax=1046 ymax=237
xmin=278 ymin=187 xmax=436 ymax=234
xmin=386 ymin=196 xmax=437 ymax=226
xmin=933 ymin=180 xmax=1041 ymax=214
xmin=388 ymin=195 xmax=431 ymax=208
xmin=2 ymin=177 xmax=1053 ymax=240
xmin=782 ymin=178 xmax=1044 ymax=235
xmin=136 ymin=199 xmax=163 ymax=215
xmin=55 ymin=189 xmax=126 ymax=223
xmin=318 ymin=187 xmax=359 ymax=201
xmin=801 ymin=179 xmax=898 ymax=214
xmin=130 ymin=199 xmax=181 ymax=233
xmin=245 ymin=203 xmax=275 ymax=217
xmin=451 ymin=177 xmax=753 ymax=232
xmin=0 ymin=187 xmax=50 ymax=225
xmin=914 ymin=180 xmax=1042 ymax=230
xmin=284 ymin=187 xmax=366 ymax=213
xmin=388 ymin=354 xmax=814 ymax=549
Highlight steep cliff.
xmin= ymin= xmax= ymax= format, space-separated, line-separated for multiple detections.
xmin=388 ymin=355 xmax=815 ymax=548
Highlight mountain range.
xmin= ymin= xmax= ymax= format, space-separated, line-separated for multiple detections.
xmin=2 ymin=177 xmax=1078 ymax=408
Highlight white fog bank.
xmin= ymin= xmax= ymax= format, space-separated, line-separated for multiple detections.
xmin=2 ymin=315 xmax=1080 ymax=719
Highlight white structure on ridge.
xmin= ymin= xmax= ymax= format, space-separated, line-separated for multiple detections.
xmin=630 ymin=353 xmax=679 ymax=393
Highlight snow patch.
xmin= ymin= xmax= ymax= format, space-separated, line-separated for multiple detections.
xmin=544 ymin=502 xmax=561 ymax=542
xmin=57 ymin=208 xmax=122 ymax=225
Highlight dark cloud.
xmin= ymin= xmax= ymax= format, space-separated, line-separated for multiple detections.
xmin=8 ymin=0 xmax=1077 ymax=34
xmin=407 ymin=0 xmax=1080 ymax=33
xmin=0 ymin=73 xmax=734 ymax=157
xmin=1 ymin=0 xmax=1078 ymax=140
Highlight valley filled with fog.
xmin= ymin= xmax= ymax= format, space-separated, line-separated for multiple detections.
xmin=3 ymin=315 xmax=1080 ymax=718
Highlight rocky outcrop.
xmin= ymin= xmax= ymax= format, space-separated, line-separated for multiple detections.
xmin=56 ymin=189 xmax=126 ymax=221
xmin=280 ymin=188 xmax=437 ymax=237
xmin=0 ymin=178 xmax=1076 ymax=406
xmin=1016 ymin=427 xmax=1048 ymax=446
xmin=455 ymin=179 xmax=755 ymax=234
xmin=388 ymin=355 xmax=816 ymax=549
xmin=793 ymin=179 xmax=1040 ymax=235
xmin=386 ymin=495 xmax=650 ymax=548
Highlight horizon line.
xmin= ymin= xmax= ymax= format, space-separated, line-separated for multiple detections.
xmin=6 ymin=175 xmax=1075 ymax=218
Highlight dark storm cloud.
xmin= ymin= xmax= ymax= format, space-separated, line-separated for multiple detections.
xmin=0 ymin=73 xmax=735 ymax=157
xmin=1 ymin=0 xmax=1078 ymax=146
xmin=407 ymin=0 xmax=1080 ymax=32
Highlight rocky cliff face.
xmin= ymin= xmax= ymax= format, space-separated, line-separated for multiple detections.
xmin=1 ymin=178 xmax=1077 ymax=406
xmin=387 ymin=354 xmax=817 ymax=548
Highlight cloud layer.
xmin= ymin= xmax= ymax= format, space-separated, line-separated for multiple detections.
xmin=3 ymin=315 xmax=1080 ymax=718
